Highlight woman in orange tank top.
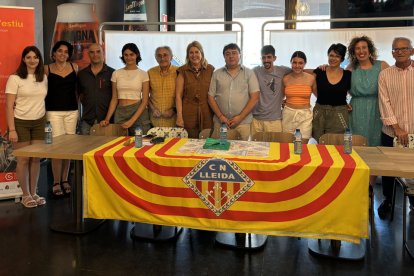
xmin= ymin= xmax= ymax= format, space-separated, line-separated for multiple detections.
xmin=282 ymin=51 xmax=317 ymax=143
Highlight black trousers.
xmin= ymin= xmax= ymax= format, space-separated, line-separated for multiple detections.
xmin=381 ymin=132 xmax=414 ymax=205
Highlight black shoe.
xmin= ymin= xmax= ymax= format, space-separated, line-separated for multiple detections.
xmin=378 ymin=200 xmax=391 ymax=219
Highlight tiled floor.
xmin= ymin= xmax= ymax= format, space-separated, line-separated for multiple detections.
xmin=0 ymin=180 xmax=413 ymax=275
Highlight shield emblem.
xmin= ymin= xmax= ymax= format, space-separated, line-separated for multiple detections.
xmin=183 ymin=158 xmax=254 ymax=216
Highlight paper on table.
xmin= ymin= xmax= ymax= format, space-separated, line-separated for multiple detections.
xmin=202 ymin=138 xmax=230 ymax=150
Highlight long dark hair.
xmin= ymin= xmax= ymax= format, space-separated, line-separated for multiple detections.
xmin=16 ymin=46 xmax=45 ymax=82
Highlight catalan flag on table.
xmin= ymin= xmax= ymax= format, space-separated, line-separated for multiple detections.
xmin=83 ymin=138 xmax=370 ymax=243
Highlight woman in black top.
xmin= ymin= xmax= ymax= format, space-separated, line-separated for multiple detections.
xmin=44 ymin=40 xmax=79 ymax=197
xmin=312 ymin=43 xmax=351 ymax=141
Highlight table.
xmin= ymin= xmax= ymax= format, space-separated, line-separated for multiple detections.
xmin=377 ymin=146 xmax=414 ymax=258
xmin=13 ymin=134 xmax=116 ymax=234
xmin=354 ymin=146 xmax=411 ymax=177
xmin=84 ymin=138 xmax=370 ymax=243
xmin=376 ymin=147 xmax=414 ymax=178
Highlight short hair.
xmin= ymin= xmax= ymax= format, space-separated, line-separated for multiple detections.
xmin=51 ymin=40 xmax=73 ymax=61
xmin=290 ymin=51 xmax=307 ymax=63
xmin=348 ymin=36 xmax=378 ymax=69
xmin=261 ymin=45 xmax=275 ymax=56
xmin=223 ymin=43 xmax=241 ymax=56
xmin=16 ymin=45 xmax=45 ymax=82
xmin=392 ymin=37 xmax=413 ymax=48
xmin=88 ymin=43 xmax=103 ymax=51
xmin=155 ymin=46 xmax=173 ymax=58
xmin=185 ymin=41 xmax=208 ymax=68
xmin=327 ymin=43 xmax=347 ymax=62
xmin=120 ymin=43 xmax=142 ymax=64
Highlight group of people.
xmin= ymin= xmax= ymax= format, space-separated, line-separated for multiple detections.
xmin=5 ymin=35 xmax=414 ymax=215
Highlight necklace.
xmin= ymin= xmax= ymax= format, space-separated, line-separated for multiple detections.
xmin=55 ymin=62 xmax=67 ymax=72
xmin=124 ymin=67 xmax=137 ymax=78
xmin=191 ymin=65 xmax=202 ymax=74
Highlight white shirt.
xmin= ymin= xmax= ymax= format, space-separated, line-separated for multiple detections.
xmin=111 ymin=68 xmax=149 ymax=100
xmin=5 ymin=74 xmax=47 ymax=120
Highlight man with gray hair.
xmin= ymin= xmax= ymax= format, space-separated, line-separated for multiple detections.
xmin=147 ymin=46 xmax=178 ymax=127
xmin=377 ymin=37 xmax=414 ymax=218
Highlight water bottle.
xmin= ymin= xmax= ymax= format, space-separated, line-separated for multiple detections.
xmin=294 ymin=129 xmax=302 ymax=155
xmin=134 ymin=126 xmax=143 ymax=148
xmin=45 ymin=121 xmax=53 ymax=144
xmin=344 ymin=128 xmax=352 ymax=154
xmin=220 ymin=123 xmax=227 ymax=145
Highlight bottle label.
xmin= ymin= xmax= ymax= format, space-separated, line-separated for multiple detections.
xmin=294 ymin=141 xmax=302 ymax=154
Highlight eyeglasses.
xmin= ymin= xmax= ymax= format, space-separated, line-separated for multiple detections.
xmin=156 ymin=53 xmax=170 ymax=59
xmin=392 ymin=47 xmax=412 ymax=54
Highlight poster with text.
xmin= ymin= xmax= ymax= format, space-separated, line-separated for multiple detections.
xmin=0 ymin=6 xmax=34 ymax=198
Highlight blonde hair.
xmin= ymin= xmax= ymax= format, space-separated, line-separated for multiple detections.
xmin=185 ymin=41 xmax=208 ymax=68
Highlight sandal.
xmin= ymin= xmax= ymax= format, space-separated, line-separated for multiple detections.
xmin=21 ymin=195 xmax=37 ymax=208
xmin=53 ymin=183 xmax=64 ymax=198
xmin=61 ymin=181 xmax=71 ymax=195
xmin=32 ymin=194 xmax=46 ymax=206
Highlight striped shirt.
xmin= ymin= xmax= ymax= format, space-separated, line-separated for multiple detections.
xmin=378 ymin=62 xmax=414 ymax=137
xmin=284 ymin=84 xmax=312 ymax=106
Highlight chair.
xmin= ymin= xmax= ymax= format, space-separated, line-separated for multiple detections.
xmin=252 ymin=132 xmax=294 ymax=143
xmin=90 ymin=124 xmax=128 ymax=136
xmin=146 ymin=127 xmax=188 ymax=138
xmin=199 ymin=128 xmax=241 ymax=140
xmin=319 ymin=133 xmax=368 ymax=147
xmin=390 ymin=134 xmax=414 ymax=256
xmin=318 ymin=133 xmax=373 ymax=249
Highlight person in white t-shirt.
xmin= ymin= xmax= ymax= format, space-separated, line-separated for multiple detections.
xmin=5 ymin=46 xmax=47 ymax=208
xmin=100 ymin=43 xmax=151 ymax=134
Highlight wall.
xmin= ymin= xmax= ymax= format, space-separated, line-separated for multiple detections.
xmin=42 ymin=0 xmax=159 ymax=64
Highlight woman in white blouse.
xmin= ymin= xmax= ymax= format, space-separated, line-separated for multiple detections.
xmin=100 ymin=43 xmax=151 ymax=134
xmin=5 ymin=46 xmax=47 ymax=208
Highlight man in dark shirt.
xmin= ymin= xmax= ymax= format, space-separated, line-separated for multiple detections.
xmin=77 ymin=43 xmax=115 ymax=134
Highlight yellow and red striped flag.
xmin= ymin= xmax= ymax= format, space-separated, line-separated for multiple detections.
xmin=84 ymin=138 xmax=369 ymax=243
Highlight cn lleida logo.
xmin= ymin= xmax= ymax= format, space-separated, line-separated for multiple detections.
xmin=183 ymin=158 xmax=254 ymax=216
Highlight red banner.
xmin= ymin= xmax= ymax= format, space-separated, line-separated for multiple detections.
xmin=0 ymin=6 xmax=34 ymax=197
xmin=0 ymin=6 xmax=34 ymax=133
